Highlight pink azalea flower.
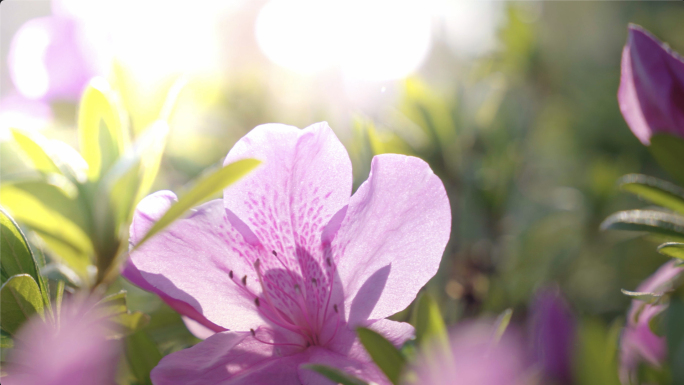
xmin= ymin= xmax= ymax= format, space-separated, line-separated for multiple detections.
xmin=407 ymin=322 xmax=530 ymax=385
xmin=4 ymin=297 xmax=121 ymax=385
xmin=8 ymin=15 xmax=110 ymax=102
xmin=123 ymin=122 xmax=451 ymax=384
xmin=620 ymin=260 xmax=684 ymax=382
xmin=618 ymin=24 xmax=684 ymax=145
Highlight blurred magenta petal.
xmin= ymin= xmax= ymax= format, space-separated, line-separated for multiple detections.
xmin=620 ymin=260 xmax=684 ymax=382
xmin=530 ymin=288 xmax=576 ymax=385
xmin=4 ymin=297 xmax=120 ymax=385
xmin=125 ymin=122 xmax=451 ymax=384
xmin=8 ymin=15 xmax=109 ymax=101
xmin=618 ymin=24 xmax=684 ymax=145
xmin=409 ymin=322 xmax=530 ymax=385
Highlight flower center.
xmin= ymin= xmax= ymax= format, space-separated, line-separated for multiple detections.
xmin=231 ymin=248 xmax=341 ymax=349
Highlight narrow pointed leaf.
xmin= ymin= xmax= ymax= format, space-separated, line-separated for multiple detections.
xmin=493 ymin=308 xmax=513 ymax=343
xmin=412 ymin=293 xmax=449 ymax=354
xmin=126 ymin=330 xmax=162 ymax=385
xmin=600 ymin=210 xmax=684 ymax=241
xmin=10 ymin=128 xmax=61 ymax=174
xmin=135 ymin=158 xmax=260 ymax=248
xmin=302 ymin=364 xmax=369 ymax=385
xmin=658 ymin=242 xmax=684 ymax=261
xmin=619 ymin=174 xmax=684 ymax=215
xmin=94 ymin=291 xmax=128 ymax=318
xmin=0 ymin=208 xmax=40 ymax=286
xmin=1 ymin=274 xmax=44 ymax=335
xmin=78 ymin=77 xmax=128 ymax=180
xmin=357 ymin=327 xmax=406 ymax=385
xmin=620 ymin=289 xmax=664 ymax=304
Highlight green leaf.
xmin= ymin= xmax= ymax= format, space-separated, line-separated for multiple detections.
xmin=666 ymin=298 xmax=684 ymax=385
xmin=619 ymin=174 xmax=684 ymax=215
xmin=357 ymin=327 xmax=406 ymax=385
xmin=101 ymin=120 xmax=169 ymax=229
xmin=649 ymin=134 xmax=684 ymax=185
xmin=95 ymin=290 xmax=128 ymax=318
xmin=92 ymin=291 xmax=149 ymax=338
xmin=135 ymin=158 xmax=260 ymax=249
xmin=574 ymin=318 xmax=621 ymax=385
xmin=0 ymin=184 xmax=93 ymax=278
xmin=620 ymin=289 xmax=664 ymax=304
xmin=301 ymin=364 xmax=369 ymax=385
xmin=10 ymin=128 xmax=62 ymax=175
xmin=493 ymin=308 xmax=513 ymax=343
xmin=0 ymin=207 xmax=41 ymax=286
xmin=600 ymin=210 xmax=684 ymax=242
xmin=412 ymin=293 xmax=449 ymax=355
xmin=0 ymin=331 xmax=13 ymax=349
xmin=126 ymin=330 xmax=162 ymax=385
xmin=78 ymin=77 xmax=129 ymax=180
xmin=658 ymin=242 xmax=684 ymax=261
xmin=1 ymin=274 xmax=44 ymax=335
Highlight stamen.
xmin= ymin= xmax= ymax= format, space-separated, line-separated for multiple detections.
xmin=333 ymin=304 xmax=338 ymax=313
xmin=242 ymin=275 xmax=247 ymax=286
xmin=294 ymin=284 xmax=300 ymax=293
xmin=326 ymin=257 xmax=331 ymax=266
xmin=229 ymin=270 xmax=233 ymax=279
xmin=312 ymin=278 xmax=317 ymax=286
xmin=272 ymin=250 xmax=278 ymax=256
xmin=250 ymin=328 xmax=255 ymax=337
xmin=255 ymin=297 xmax=260 ymax=307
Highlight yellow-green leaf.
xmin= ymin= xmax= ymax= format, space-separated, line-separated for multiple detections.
xmin=658 ymin=242 xmax=684 ymax=261
xmin=126 ymin=330 xmax=162 ymax=385
xmin=412 ymin=293 xmax=449 ymax=355
xmin=357 ymin=327 xmax=406 ymax=385
xmin=1 ymin=274 xmax=44 ymax=335
xmin=1 ymin=208 xmax=41 ymax=286
xmin=10 ymin=128 xmax=61 ymax=175
xmin=619 ymin=174 xmax=684 ymax=215
xmin=135 ymin=158 xmax=260 ymax=249
xmin=78 ymin=77 xmax=129 ymax=180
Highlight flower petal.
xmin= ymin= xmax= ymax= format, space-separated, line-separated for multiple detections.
xmin=222 ymin=122 xmax=352 ymax=274
xmin=333 ymin=154 xmax=451 ymax=324
xmin=151 ymin=330 xmax=306 ymax=385
xmin=618 ymin=25 xmax=684 ymax=144
xmin=298 ymin=346 xmax=390 ymax=385
xmin=124 ymin=191 xmax=266 ymax=331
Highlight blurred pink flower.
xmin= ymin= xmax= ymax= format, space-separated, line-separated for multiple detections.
xmin=4 ymin=297 xmax=121 ymax=385
xmin=530 ymin=288 xmax=576 ymax=385
xmin=8 ymin=15 xmax=110 ymax=102
xmin=123 ymin=122 xmax=451 ymax=384
xmin=620 ymin=260 xmax=684 ymax=382
xmin=618 ymin=24 xmax=684 ymax=145
xmin=407 ymin=322 xmax=530 ymax=385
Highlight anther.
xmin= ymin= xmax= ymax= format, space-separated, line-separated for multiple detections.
xmin=242 ymin=275 xmax=247 ymax=285
xmin=254 ymin=297 xmax=260 ymax=307
xmin=272 ymin=250 xmax=278 ymax=256
xmin=229 ymin=270 xmax=233 ymax=279
xmin=312 ymin=278 xmax=317 ymax=286
xmin=333 ymin=304 xmax=338 ymax=313
xmin=294 ymin=284 xmax=300 ymax=293
xmin=326 ymin=257 xmax=331 ymax=266
xmin=250 ymin=328 xmax=255 ymax=337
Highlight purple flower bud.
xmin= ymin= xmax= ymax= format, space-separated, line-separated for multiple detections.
xmin=620 ymin=260 xmax=684 ymax=383
xmin=618 ymin=24 xmax=684 ymax=145
xmin=8 ymin=16 xmax=110 ymax=102
xmin=530 ymin=288 xmax=576 ymax=385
